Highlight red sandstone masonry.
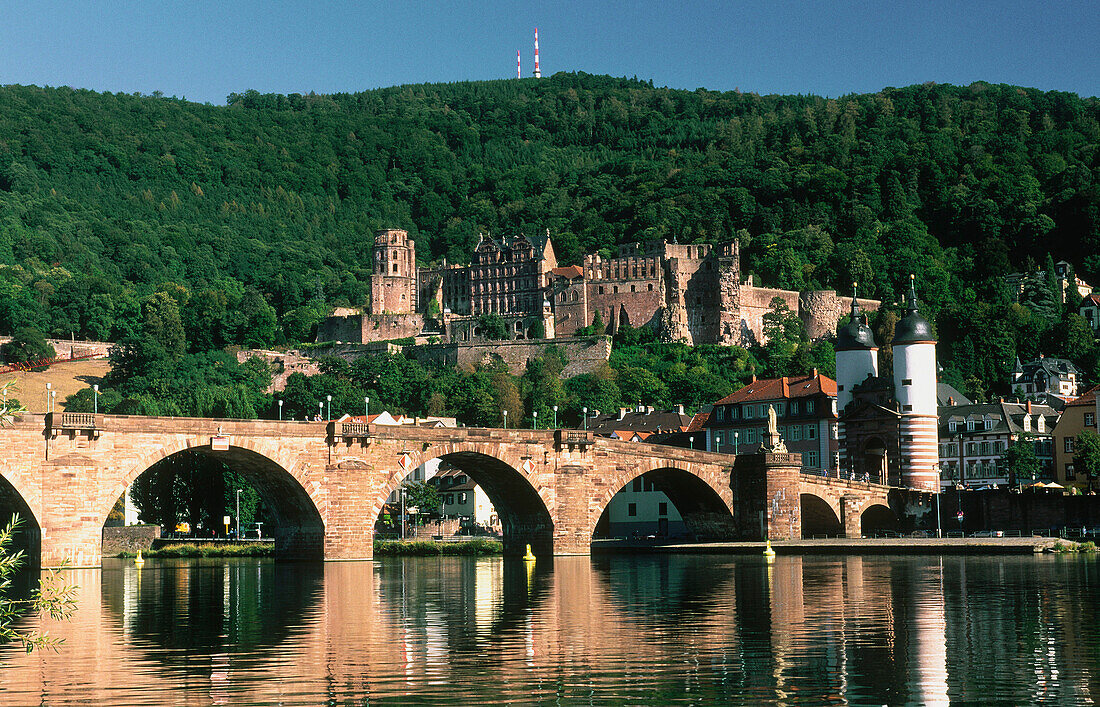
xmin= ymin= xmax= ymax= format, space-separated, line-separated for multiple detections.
xmin=0 ymin=415 xmax=890 ymax=566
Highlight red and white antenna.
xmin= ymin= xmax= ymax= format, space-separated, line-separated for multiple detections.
xmin=517 ymin=49 xmax=521 ymax=79
xmin=533 ymin=28 xmax=541 ymax=78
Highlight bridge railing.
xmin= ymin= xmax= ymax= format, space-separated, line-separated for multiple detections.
xmin=46 ymin=411 xmax=103 ymax=437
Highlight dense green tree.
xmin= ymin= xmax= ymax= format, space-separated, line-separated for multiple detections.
xmin=1002 ymin=435 xmax=1043 ymax=486
xmin=1074 ymin=430 xmax=1100 ymax=482
xmin=0 ymin=327 xmax=54 ymax=366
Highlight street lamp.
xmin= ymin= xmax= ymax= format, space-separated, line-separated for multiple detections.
xmin=50 ymin=390 xmax=56 ymax=413
xmin=689 ymin=435 xmax=695 ymax=450
xmin=93 ymin=384 xmax=99 ymax=415
xmin=318 ymin=401 xmax=323 ymax=420
xmin=235 ymin=488 xmax=242 ymax=539
xmin=583 ymin=407 xmax=588 ymax=431
xmin=933 ymin=465 xmax=942 ymax=538
xmin=365 ymin=396 xmax=370 ymax=420
xmin=734 ymin=430 xmax=739 ymax=454
xmin=552 ymin=405 xmax=558 ymax=428
xmin=45 ymin=383 xmax=51 ymax=413
xmin=532 ymin=410 xmax=538 ymax=429
xmin=278 ymin=399 xmax=283 ymax=420
xmin=400 ymin=487 xmax=407 ymax=540
xmin=326 ymin=394 xmax=332 ymax=420
xmin=502 ymin=409 xmax=508 ymax=429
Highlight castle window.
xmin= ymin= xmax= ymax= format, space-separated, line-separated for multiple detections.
xmin=648 ymin=284 xmax=653 ymax=291
xmin=614 ymin=286 xmax=619 ymax=294
xmin=392 ymin=264 xmax=398 ymax=273
xmin=571 ymin=291 xmax=579 ymax=302
xmin=902 ymin=379 xmax=912 ymax=386
xmin=392 ymin=251 xmax=398 ymax=260
xmin=631 ymin=285 xmax=636 ymax=292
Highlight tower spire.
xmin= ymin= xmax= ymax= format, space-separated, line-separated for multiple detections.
xmin=533 ymin=28 xmax=541 ymax=78
xmin=907 ymin=273 xmax=919 ymax=314
xmin=850 ymin=281 xmax=861 ymax=317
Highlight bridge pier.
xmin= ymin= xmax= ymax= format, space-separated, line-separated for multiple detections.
xmin=732 ymin=452 xmax=803 ymax=541
xmin=840 ymin=495 xmax=864 ymax=539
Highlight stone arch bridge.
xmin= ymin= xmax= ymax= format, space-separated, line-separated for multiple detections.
xmin=0 ymin=413 xmax=902 ymax=566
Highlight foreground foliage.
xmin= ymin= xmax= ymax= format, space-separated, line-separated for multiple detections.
xmin=116 ymin=542 xmax=273 ymax=558
xmin=0 ymin=516 xmax=78 ymax=652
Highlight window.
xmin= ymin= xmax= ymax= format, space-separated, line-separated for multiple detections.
xmin=1087 ymin=413 xmax=1096 ymax=428
xmin=599 ymin=286 xmax=604 ymax=294
xmin=716 ymin=407 xmax=725 ymax=422
xmin=790 ymin=401 xmax=800 ymax=415
xmin=658 ymin=502 xmax=668 ymax=516
xmin=807 ymin=424 xmax=816 ymax=440
xmin=967 ymin=419 xmax=975 ymax=431
xmin=804 ymin=450 xmax=818 ymax=467
xmin=648 ymin=284 xmax=654 ymax=291
xmin=631 ymin=285 xmax=636 ymax=292
xmin=902 ymin=378 xmax=912 ymax=386
xmin=445 ymin=494 xmax=454 ymax=505
xmin=1066 ymin=438 xmax=1075 ymax=454
xmin=644 ymin=477 xmax=654 ymax=492
xmin=980 ymin=441 xmax=990 ymax=456
xmin=984 ymin=417 xmax=993 ymax=431
xmin=1066 ymin=464 xmax=1076 ymax=481
xmin=459 ymin=492 xmax=468 ymax=504
xmin=632 ymin=477 xmax=642 ymax=492
xmin=949 ymin=420 xmax=957 ymax=432
xmin=791 ymin=425 xmax=802 ymax=441
xmin=628 ymin=503 xmax=637 ymax=517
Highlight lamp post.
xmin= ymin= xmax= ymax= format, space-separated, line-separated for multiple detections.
xmin=734 ymin=430 xmax=739 ymax=454
xmin=326 ymin=394 xmax=332 ymax=421
xmin=552 ymin=405 xmax=558 ymax=429
xmin=93 ymin=384 xmax=99 ymax=415
xmin=582 ymin=407 xmax=587 ymax=431
xmin=45 ymin=383 xmax=52 ymax=413
xmin=400 ymin=487 xmax=406 ymax=540
xmin=365 ymin=396 xmax=370 ymax=420
xmin=532 ymin=410 xmax=538 ymax=429
xmin=933 ymin=465 xmax=943 ymax=538
xmin=50 ymin=390 xmax=56 ymax=414
xmin=278 ymin=399 xmax=283 ymax=420
xmin=235 ymin=488 xmax=242 ymax=539
xmin=502 ymin=409 xmax=508 ymax=429
xmin=318 ymin=401 xmax=323 ymax=421
xmin=689 ymin=435 xmax=695 ymax=450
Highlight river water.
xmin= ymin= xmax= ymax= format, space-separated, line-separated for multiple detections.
xmin=0 ymin=553 xmax=1097 ymax=705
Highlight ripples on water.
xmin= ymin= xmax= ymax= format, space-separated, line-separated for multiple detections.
xmin=1 ymin=554 xmax=1099 ymax=705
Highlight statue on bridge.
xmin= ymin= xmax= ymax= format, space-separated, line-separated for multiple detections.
xmin=760 ymin=404 xmax=788 ymax=454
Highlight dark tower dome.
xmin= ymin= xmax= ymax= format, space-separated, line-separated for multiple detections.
xmin=836 ymin=285 xmax=877 ymax=351
xmin=893 ymin=275 xmax=935 ymax=345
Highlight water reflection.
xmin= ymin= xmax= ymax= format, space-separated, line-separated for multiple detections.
xmin=2 ymin=554 xmax=1100 ymax=705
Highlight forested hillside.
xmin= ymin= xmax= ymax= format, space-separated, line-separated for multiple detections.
xmin=1 ymin=73 xmax=1099 ymax=405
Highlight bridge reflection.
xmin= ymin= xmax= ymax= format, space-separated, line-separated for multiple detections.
xmin=2 ymin=555 xmax=1097 ymax=703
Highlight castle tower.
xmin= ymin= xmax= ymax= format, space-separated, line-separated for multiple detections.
xmin=370 ymin=229 xmax=417 ymax=316
xmin=835 ymin=287 xmax=878 ymax=474
xmin=892 ymin=275 xmax=939 ymax=491
xmin=835 ymin=287 xmax=878 ymax=413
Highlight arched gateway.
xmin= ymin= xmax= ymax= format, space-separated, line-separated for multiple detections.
xmin=0 ymin=413 xmax=893 ymax=566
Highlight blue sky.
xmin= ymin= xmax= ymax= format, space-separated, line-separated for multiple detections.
xmin=1 ymin=1 xmax=1096 ymax=104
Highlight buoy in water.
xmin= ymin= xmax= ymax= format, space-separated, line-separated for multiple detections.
xmin=763 ymin=540 xmax=776 ymax=558
xmin=523 ymin=544 xmax=536 ymax=562
xmin=135 ymin=550 xmax=145 ymax=569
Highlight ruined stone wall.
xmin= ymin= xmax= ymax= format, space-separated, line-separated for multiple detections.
xmin=585 ymin=280 xmax=663 ymax=334
xmin=738 ymin=285 xmax=801 ymax=345
xmin=551 ymin=280 xmax=588 ymax=338
xmin=369 ymin=274 xmax=418 ymax=316
xmin=801 ymin=291 xmax=881 ymax=340
xmin=316 ymin=312 xmax=424 ymax=344
xmin=405 ymin=336 xmax=612 ymax=377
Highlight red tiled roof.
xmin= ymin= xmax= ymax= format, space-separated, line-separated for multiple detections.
xmin=685 ymin=411 xmax=710 ymax=433
xmin=713 ymin=373 xmax=837 ymax=405
xmin=1082 ymin=294 xmax=1100 ymax=307
xmin=1065 ymin=385 xmax=1099 ymax=407
xmin=551 ymin=265 xmax=584 ymax=279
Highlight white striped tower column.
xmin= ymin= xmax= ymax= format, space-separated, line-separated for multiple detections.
xmin=892 ymin=276 xmax=940 ymax=491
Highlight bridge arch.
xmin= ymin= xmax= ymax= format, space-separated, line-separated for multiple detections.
xmin=592 ymin=463 xmax=736 ymax=542
xmin=373 ymin=442 xmax=554 ymax=556
xmin=858 ymin=502 xmax=898 ymax=536
xmin=106 ymin=440 xmax=325 ymax=559
xmin=800 ymin=493 xmax=843 ymax=537
xmin=0 ymin=472 xmax=40 ymax=560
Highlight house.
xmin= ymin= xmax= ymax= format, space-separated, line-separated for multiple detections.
xmin=938 ymin=400 xmax=1058 ymax=488
xmin=703 ymin=371 xmax=839 ymax=472
xmin=585 ymin=405 xmax=692 ymax=444
xmin=1011 ymin=357 xmax=1082 ymax=399
xmin=1080 ymin=293 xmax=1100 ymax=334
xmin=1052 ymin=386 xmax=1100 ymax=491
xmin=429 ymin=466 xmax=499 ymax=533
